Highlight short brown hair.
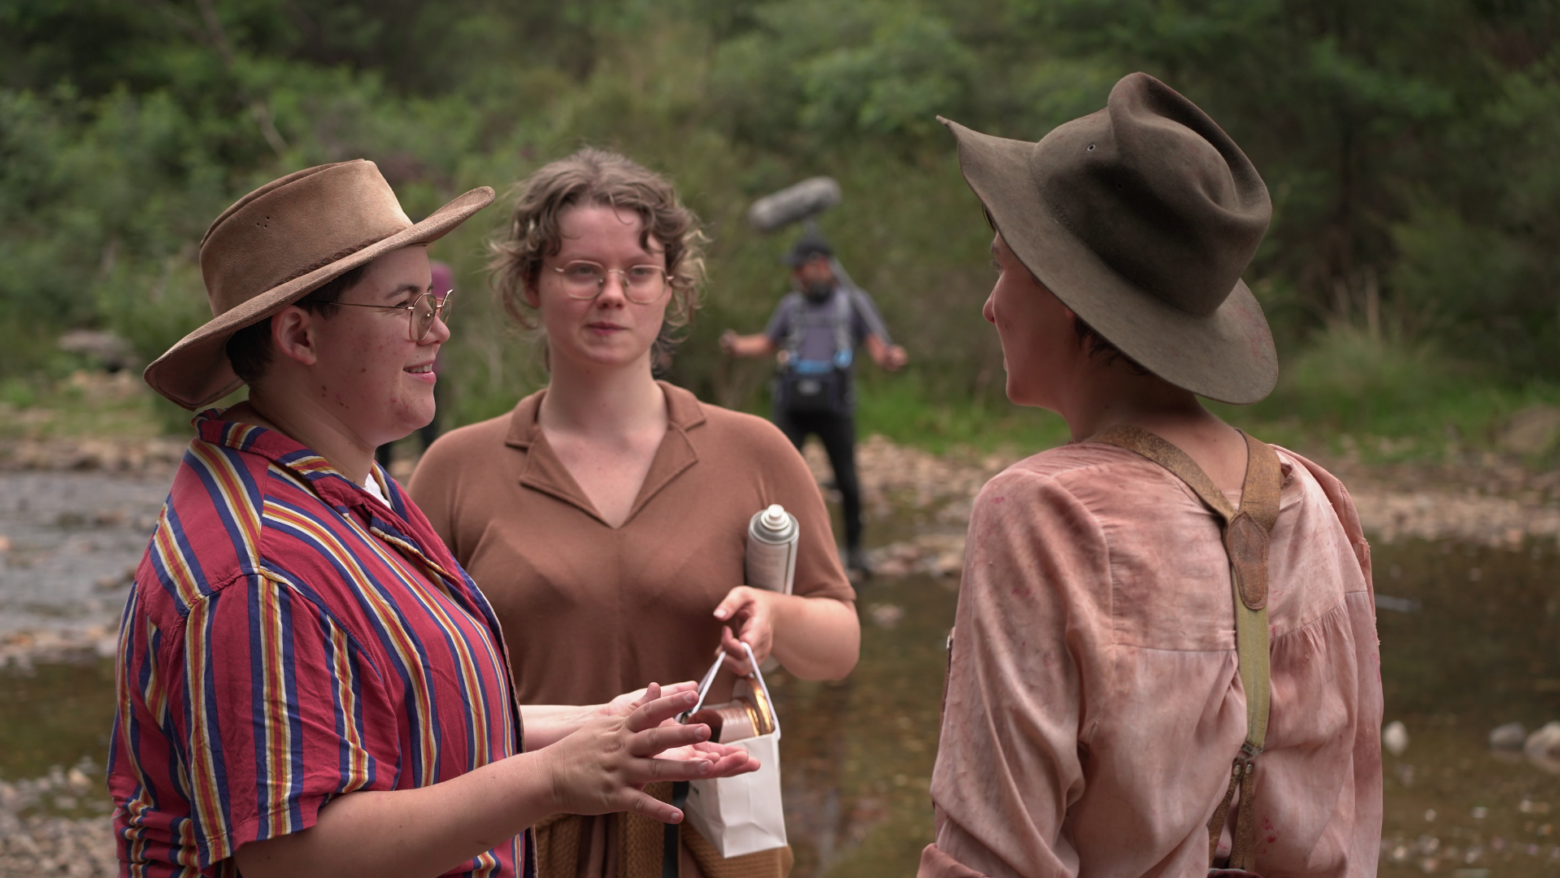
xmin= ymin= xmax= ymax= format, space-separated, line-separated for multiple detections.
xmin=1073 ymin=314 xmax=1148 ymax=374
xmin=225 ymin=263 xmax=367 ymax=385
xmin=488 ymin=148 xmax=707 ymax=331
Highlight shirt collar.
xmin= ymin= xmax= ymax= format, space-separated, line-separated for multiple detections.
xmin=502 ymin=380 xmax=707 ymax=449
xmin=194 ymin=408 xmax=402 ymax=518
xmin=500 ymin=382 xmax=705 ymax=527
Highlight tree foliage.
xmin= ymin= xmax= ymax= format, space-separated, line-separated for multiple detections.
xmin=3 ymin=0 xmax=1558 ymax=420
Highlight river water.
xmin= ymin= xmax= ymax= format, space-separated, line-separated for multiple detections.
xmin=3 ymin=471 xmax=1560 ymax=876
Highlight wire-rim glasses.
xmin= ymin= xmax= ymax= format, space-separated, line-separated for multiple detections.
xmin=335 ymin=290 xmax=455 ymax=342
xmin=552 ymin=260 xmax=669 ymax=304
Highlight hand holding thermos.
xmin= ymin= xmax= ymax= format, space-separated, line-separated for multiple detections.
xmin=713 ymin=504 xmax=800 ymax=675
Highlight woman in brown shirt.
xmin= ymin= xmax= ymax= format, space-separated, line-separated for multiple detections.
xmin=410 ymin=149 xmax=859 ymax=878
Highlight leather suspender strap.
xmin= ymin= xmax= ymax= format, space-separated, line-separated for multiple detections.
xmin=1093 ymin=425 xmax=1281 ymax=873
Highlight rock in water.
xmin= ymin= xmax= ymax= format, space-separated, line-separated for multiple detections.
xmin=1500 ymin=405 xmax=1560 ymax=456
xmin=1490 ymin=721 xmax=1527 ymax=750
xmin=1383 ymin=720 xmax=1410 ymax=757
xmin=1524 ymin=721 xmax=1560 ymax=772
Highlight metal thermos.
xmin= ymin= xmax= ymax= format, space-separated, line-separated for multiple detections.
xmin=746 ymin=504 xmax=799 ymax=595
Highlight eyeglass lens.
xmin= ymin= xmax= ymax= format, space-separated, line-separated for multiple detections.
xmin=412 ymin=293 xmax=453 ymax=341
xmin=559 ymin=262 xmax=666 ymax=303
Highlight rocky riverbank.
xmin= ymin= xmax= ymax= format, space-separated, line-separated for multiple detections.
xmin=5 ymin=429 xmax=1560 ymax=875
xmin=815 ymin=434 xmax=1560 ymax=583
xmin=0 ymin=762 xmax=116 ymax=878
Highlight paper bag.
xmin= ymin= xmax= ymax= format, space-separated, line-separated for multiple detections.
xmin=681 ymin=642 xmax=787 ymax=858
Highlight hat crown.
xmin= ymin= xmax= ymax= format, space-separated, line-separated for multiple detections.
xmin=1035 ymin=74 xmax=1270 ymax=317
xmin=199 ymin=161 xmax=411 ymax=316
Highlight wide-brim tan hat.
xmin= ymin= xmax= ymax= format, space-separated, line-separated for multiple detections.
xmin=144 ymin=160 xmax=494 ymax=409
xmin=940 ymin=73 xmax=1277 ymax=404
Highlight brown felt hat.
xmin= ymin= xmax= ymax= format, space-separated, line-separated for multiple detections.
xmin=144 ymin=160 xmax=494 ymax=409
xmin=940 ymin=72 xmax=1277 ymax=404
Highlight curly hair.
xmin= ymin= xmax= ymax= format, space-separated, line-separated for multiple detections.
xmin=488 ymin=148 xmax=708 ymax=332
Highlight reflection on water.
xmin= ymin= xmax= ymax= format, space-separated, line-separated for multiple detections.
xmin=771 ymin=571 xmax=953 ymax=877
xmin=1373 ymin=539 xmax=1560 ymax=876
xmin=0 ymin=658 xmax=115 ymax=782
xmin=769 ymin=537 xmax=1560 ymax=877
xmin=6 ymin=538 xmax=1560 ymax=874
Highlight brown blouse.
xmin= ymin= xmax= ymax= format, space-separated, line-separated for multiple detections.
xmin=409 ymin=381 xmax=856 ymax=707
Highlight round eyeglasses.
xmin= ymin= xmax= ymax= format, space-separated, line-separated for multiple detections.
xmin=552 ymin=260 xmax=669 ymax=304
xmin=335 ymin=290 xmax=455 ymax=342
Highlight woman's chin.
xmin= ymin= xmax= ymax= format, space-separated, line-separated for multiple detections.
xmin=561 ymin=344 xmax=654 ymax=373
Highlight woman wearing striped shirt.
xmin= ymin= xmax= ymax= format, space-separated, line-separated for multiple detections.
xmin=112 ymin=160 xmax=755 ymax=878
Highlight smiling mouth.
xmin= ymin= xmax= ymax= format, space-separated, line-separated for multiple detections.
xmin=405 ymin=364 xmax=434 ymax=374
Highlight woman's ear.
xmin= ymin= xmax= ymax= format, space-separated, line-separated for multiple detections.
xmin=271 ymin=306 xmax=321 ymax=367
xmin=523 ymin=280 xmax=542 ymax=310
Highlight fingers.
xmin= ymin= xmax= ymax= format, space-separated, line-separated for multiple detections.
xmin=712 ymin=587 xmax=756 ymax=622
xmin=681 ymin=741 xmax=761 ymax=777
xmin=704 ymin=749 xmax=761 ymax=778
xmin=632 ymin=682 xmax=661 ymax=710
xmin=628 ymin=789 xmax=686 ymax=825
xmin=720 ymin=627 xmax=754 ymax=676
xmin=626 ymin=689 xmax=699 ymax=734
xmin=635 ymin=755 xmax=720 ymax=784
xmin=615 ymin=749 xmax=761 ymax=824
xmin=629 ymin=720 xmax=713 ymax=758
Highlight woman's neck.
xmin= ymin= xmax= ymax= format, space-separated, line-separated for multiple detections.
xmin=229 ymin=389 xmax=375 ymax=486
xmin=1055 ymin=359 xmax=1249 ymax=494
xmin=539 ymin=356 xmax=666 ymax=438
xmin=1058 ymin=366 xmax=1216 ymax=442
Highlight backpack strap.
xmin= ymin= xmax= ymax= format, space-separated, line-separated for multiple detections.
xmin=1093 ymin=425 xmax=1281 ymax=873
xmin=831 ymin=286 xmax=854 ymax=369
xmin=781 ymin=293 xmax=806 ymax=365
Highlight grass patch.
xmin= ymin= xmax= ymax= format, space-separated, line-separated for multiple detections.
xmin=853 ymin=325 xmax=1560 ymax=467
xmin=1215 ymin=325 xmax=1560 ymax=464
xmin=852 ymin=372 xmax=1070 ymax=456
xmin=14 ymin=326 xmax=1560 ymax=472
xmin=0 ymin=370 xmax=167 ymax=442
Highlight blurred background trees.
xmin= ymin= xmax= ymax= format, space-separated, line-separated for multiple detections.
xmin=3 ymin=0 xmax=1558 ymax=439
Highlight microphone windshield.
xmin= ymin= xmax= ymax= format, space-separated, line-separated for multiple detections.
xmin=748 ymin=177 xmax=841 ymax=232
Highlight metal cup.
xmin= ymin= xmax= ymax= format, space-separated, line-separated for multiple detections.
xmin=685 ymin=678 xmax=775 ymax=744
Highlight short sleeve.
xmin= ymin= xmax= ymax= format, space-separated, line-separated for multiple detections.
xmin=763 ymin=296 xmax=795 ymax=344
xmin=745 ymin=418 xmax=855 ymax=606
xmin=926 ymin=469 xmax=1112 ymax=878
xmin=120 ymin=573 xmax=399 ymax=868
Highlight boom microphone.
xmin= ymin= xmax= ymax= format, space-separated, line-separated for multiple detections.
xmin=747 ymin=177 xmax=841 ymax=232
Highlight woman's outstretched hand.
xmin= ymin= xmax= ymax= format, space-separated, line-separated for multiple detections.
xmin=713 ymin=586 xmax=775 ymax=675
xmin=539 ymin=683 xmax=759 ymax=823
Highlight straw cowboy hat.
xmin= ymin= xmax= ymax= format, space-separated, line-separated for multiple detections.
xmin=940 ymin=72 xmax=1276 ymax=404
xmin=144 ymin=160 xmax=494 ymax=409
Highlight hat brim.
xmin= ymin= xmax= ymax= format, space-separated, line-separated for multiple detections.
xmin=942 ymin=118 xmax=1277 ymax=405
xmin=144 ymin=185 xmax=495 ymax=410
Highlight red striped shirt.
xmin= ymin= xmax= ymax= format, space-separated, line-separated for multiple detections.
xmin=108 ymin=411 xmax=526 ymax=877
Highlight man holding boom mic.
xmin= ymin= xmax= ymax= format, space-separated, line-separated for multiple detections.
xmin=721 ymin=178 xmax=908 ymax=578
